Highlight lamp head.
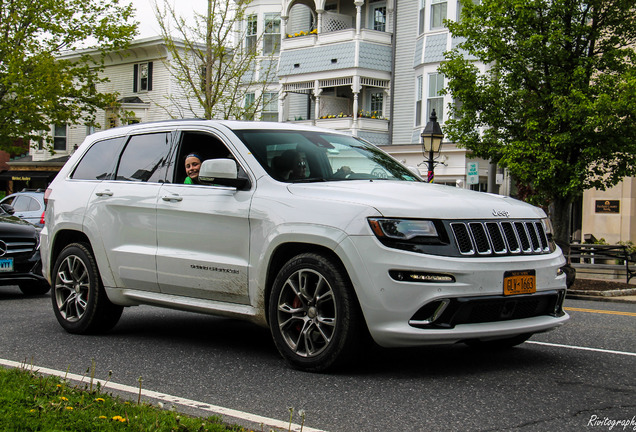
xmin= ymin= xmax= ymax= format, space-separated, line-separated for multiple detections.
xmin=421 ymin=109 xmax=444 ymax=153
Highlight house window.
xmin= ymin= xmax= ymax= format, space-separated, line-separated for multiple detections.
xmin=371 ymin=3 xmax=387 ymax=31
xmin=427 ymin=73 xmax=445 ymax=121
xmin=418 ymin=0 xmax=426 ymax=34
xmin=244 ymin=93 xmax=255 ymax=120
xmin=263 ymin=13 xmax=280 ymax=55
xmin=415 ymin=75 xmax=423 ymax=126
xmin=370 ymin=91 xmax=383 ymax=115
xmin=431 ymin=0 xmax=447 ymax=29
xmin=246 ymin=14 xmax=257 ymax=53
xmin=261 ymin=92 xmax=278 ymax=122
xmin=53 ymin=124 xmax=67 ymax=151
xmin=133 ymin=62 xmax=153 ymax=92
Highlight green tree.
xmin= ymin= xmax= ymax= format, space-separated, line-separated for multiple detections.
xmin=155 ymin=0 xmax=278 ymax=120
xmin=439 ymin=0 xmax=636 ymax=248
xmin=0 ymin=0 xmax=137 ymax=153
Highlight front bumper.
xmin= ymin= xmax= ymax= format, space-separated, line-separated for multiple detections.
xmin=0 ymin=251 xmax=48 ymax=286
xmin=337 ymin=236 xmax=569 ymax=348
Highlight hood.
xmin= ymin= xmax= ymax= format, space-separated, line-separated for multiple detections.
xmin=287 ymin=180 xmax=546 ymax=220
xmin=0 ymin=214 xmax=38 ymax=237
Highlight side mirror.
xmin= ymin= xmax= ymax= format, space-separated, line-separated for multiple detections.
xmin=0 ymin=203 xmax=15 ymax=215
xmin=199 ymin=159 xmax=249 ymax=190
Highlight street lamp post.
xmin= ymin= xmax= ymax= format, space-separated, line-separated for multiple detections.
xmin=420 ymin=109 xmax=444 ymax=183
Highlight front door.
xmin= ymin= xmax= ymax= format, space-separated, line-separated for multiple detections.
xmin=155 ymin=131 xmax=251 ymax=303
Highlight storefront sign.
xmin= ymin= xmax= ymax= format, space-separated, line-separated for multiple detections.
xmin=595 ymin=200 xmax=620 ymax=213
xmin=11 ymin=176 xmax=31 ymax=181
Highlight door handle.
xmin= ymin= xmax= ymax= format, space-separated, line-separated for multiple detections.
xmin=162 ymin=194 xmax=183 ymax=202
xmin=95 ymin=190 xmax=113 ymax=197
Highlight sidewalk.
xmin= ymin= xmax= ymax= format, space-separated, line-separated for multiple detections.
xmin=566 ymin=277 xmax=636 ymax=303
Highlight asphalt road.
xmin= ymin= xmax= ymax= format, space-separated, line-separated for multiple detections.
xmin=1 ymin=285 xmax=635 ymax=432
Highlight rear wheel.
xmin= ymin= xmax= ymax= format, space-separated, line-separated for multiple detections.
xmin=268 ymin=253 xmax=363 ymax=372
xmin=18 ymin=281 xmax=50 ymax=296
xmin=51 ymin=243 xmax=123 ymax=334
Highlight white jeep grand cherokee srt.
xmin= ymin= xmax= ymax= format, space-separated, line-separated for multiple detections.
xmin=41 ymin=120 xmax=569 ymax=371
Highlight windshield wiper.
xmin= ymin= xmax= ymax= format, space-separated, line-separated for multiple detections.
xmin=289 ymin=177 xmax=328 ymax=183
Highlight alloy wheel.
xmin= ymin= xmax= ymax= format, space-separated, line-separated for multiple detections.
xmin=276 ymin=268 xmax=337 ymax=357
xmin=54 ymin=255 xmax=90 ymax=322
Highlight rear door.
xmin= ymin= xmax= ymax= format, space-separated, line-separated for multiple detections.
xmin=83 ymin=131 xmax=173 ymax=292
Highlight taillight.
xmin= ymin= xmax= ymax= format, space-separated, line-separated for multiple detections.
xmin=40 ymin=210 xmax=45 ymax=226
xmin=44 ymin=188 xmax=52 ymax=207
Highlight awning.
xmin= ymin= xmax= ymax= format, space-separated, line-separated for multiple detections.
xmin=0 ymin=170 xmax=58 ymax=181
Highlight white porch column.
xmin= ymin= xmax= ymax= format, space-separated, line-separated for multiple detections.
xmin=354 ymin=0 xmax=364 ymax=36
xmin=313 ymin=81 xmax=322 ymax=125
xmin=316 ymin=9 xmax=324 ymax=33
xmin=281 ymin=15 xmax=288 ymax=39
xmin=351 ymin=76 xmax=361 ymax=136
xmin=278 ymin=91 xmax=287 ymax=123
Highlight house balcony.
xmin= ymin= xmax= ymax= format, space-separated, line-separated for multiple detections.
xmin=314 ymin=116 xmax=389 ymax=133
xmin=282 ymin=27 xmax=392 ymax=51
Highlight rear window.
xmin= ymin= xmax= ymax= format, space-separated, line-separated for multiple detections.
xmin=71 ymin=137 xmax=125 ymax=180
xmin=115 ymin=133 xmax=172 ymax=182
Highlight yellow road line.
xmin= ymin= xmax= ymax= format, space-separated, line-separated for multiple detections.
xmin=564 ymin=307 xmax=636 ymax=317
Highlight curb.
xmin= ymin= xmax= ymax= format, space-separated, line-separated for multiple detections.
xmin=566 ymin=292 xmax=636 ymax=303
xmin=567 ymin=287 xmax=636 ymax=297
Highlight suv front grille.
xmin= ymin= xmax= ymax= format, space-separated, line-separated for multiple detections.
xmin=450 ymin=220 xmax=550 ymax=256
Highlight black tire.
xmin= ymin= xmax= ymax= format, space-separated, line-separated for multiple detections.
xmin=18 ymin=281 xmax=50 ymax=296
xmin=465 ymin=333 xmax=533 ymax=349
xmin=268 ymin=252 xmax=363 ymax=372
xmin=51 ymin=243 xmax=123 ymax=334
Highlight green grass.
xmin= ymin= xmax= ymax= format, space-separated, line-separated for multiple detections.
xmin=0 ymin=366 xmax=255 ymax=432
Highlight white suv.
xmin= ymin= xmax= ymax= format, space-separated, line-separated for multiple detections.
xmin=41 ymin=120 xmax=569 ymax=371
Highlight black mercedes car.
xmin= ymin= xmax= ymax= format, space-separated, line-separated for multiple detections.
xmin=0 ymin=203 xmax=50 ymax=295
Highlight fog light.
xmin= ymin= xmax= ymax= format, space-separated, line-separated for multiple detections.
xmin=390 ymin=270 xmax=455 ymax=283
xmin=409 ymin=299 xmax=451 ymax=326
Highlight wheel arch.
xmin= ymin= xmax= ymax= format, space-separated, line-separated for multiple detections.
xmin=263 ymin=242 xmax=356 ymax=326
xmin=49 ymin=230 xmax=91 ymax=276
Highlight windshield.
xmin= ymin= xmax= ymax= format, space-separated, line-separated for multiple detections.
xmin=234 ymin=129 xmax=421 ymax=183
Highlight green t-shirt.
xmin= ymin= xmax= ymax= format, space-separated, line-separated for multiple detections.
xmin=184 ymin=176 xmax=193 ymax=184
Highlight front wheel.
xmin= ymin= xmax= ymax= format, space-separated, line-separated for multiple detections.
xmin=51 ymin=243 xmax=123 ymax=334
xmin=268 ymin=253 xmax=363 ymax=372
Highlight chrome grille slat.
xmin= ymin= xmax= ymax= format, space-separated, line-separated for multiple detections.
xmin=1 ymin=240 xmax=37 ymax=255
xmin=450 ymin=220 xmax=550 ymax=257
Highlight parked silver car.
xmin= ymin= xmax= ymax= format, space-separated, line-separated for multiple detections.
xmin=0 ymin=190 xmax=45 ymax=227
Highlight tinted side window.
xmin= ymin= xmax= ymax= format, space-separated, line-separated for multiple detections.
xmin=72 ymin=137 xmax=125 ymax=180
xmin=116 ymin=132 xmax=172 ymax=182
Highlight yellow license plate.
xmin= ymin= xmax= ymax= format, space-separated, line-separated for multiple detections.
xmin=503 ymin=270 xmax=536 ymax=296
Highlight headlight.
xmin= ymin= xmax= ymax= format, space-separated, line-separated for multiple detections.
xmin=368 ymin=218 xmax=438 ymax=240
xmin=541 ymin=217 xmax=554 ymax=236
xmin=541 ymin=217 xmax=557 ymax=252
